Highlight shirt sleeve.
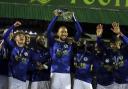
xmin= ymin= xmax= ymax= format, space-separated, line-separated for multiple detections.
xmin=3 ymin=25 xmax=15 ymax=48
xmin=73 ymin=18 xmax=82 ymax=41
xmin=46 ymin=16 xmax=58 ymax=47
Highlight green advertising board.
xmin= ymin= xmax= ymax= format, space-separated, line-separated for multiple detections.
xmin=0 ymin=0 xmax=128 ymax=25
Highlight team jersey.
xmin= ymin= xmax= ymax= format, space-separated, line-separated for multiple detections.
xmin=46 ymin=16 xmax=82 ymax=73
xmin=3 ymin=25 xmax=15 ymax=50
xmin=96 ymin=35 xmax=128 ymax=85
xmin=74 ymin=50 xmax=96 ymax=83
xmin=49 ymin=40 xmax=74 ymax=73
xmin=96 ymin=37 xmax=116 ymax=86
xmin=3 ymin=25 xmax=30 ymax=81
xmin=95 ymin=50 xmax=115 ymax=86
xmin=10 ymin=46 xmax=29 ymax=81
xmin=29 ymin=47 xmax=51 ymax=81
xmin=113 ymin=35 xmax=128 ymax=83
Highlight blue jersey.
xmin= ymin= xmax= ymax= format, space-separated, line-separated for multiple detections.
xmin=96 ymin=37 xmax=115 ymax=85
xmin=3 ymin=25 xmax=15 ymax=50
xmin=96 ymin=35 xmax=128 ymax=85
xmin=10 ymin=46 xmax=29 ymax=81
xmin=47 ymin=16 xmax=82 ymax=73
xmin=74 ymin=51 xmax=96 ymax=83
xmin=29 ymin=47 xmax=50 ymax=81
xmin=95 ymin=51 xmax=115 ymax=86
xmin=50 ymin=40 xmax=73 ymax=73
xmin=112 ymin=46 xmax=128 ymax=83
xmin=3 ymin=26 xmax=30 ymax=81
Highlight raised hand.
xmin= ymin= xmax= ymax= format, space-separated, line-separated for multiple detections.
xmin=53 ymin=9 xmax=63 ymax=16
xmin=14 ymin=21 xmax=21 ymax=27
xmin=111 ymin=22 xmax=121 ymax=34
xmin=96 ymin=24 xmax=103 ymax=37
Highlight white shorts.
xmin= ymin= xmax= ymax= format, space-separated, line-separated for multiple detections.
xmin=30 ymin=81 xmax=50 ymax=89
xmin=0 ymin=75 xmax=8 ymax=89
xmin=113 ymin=82 xmax=128 ymax=89
xmin=97 ymin=83 xmax=114 ymax=89
xmin=51 ymin=73 xmax=71 ymax=89
xmin=8 ymin=77 xmax=28 ymax=89
xmin=97 ymin=82 xmax=128 ymax=89
xmin=73 ymin=79 xmax=93 ymax=89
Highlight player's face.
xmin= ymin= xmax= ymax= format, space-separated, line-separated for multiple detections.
xmin=110 ymin=41 xmax=121 ymax=50
xmin=15 ymin=34 xmax=26 ymax=47
xmin=57 ymin=27 xmax=68 ymax=41
xmin=25 ymin=35 xmax=31 ymax=45
xmin=77 ymin=39 xmax=86 ymax=50
xmin=36 ymin=36 xmax=45 ymax=46
xmin=115 ymin=40 xmax=121 ymax=49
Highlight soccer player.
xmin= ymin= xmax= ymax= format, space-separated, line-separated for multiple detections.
xmin=73 ymin=38 xmax=96 ymax=89
xmin=3 ymin=21 xmax=30 ymax=89
xmin=29 ymin=35 xmax=51 ymax=89
xmin=46 ymin=10 xmax=82 ymax=89
xmin=96 ymin=24 xmax=115 ymax=89
xmin=96 ymin=22 xmax=128 ymax=89
xmin=110 ymin=22 xmax=128 ymax=89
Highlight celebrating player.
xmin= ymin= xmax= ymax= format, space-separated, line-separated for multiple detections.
xmin=29 ymin=35 xmax=51 ymax=89
xmin=46 ymin=10 xmax=82 ymax=89
xmin=3 ymin=21 xmax=30 ymax=89
xmin=73 ymin=38 xmax=97 ymax=89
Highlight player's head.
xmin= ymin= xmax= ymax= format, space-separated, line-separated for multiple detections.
xmin=25 ymin=34 xmax=31 ymax=45
xmin=14 ymin=31 xmax=26 ymax=47
xmin=110 ymin=37 xmax=121 ymax=50
xmin=36 ymin=35 xmax=46 ymax=47
xmin=77 ymin=38 xmax=86 ymax=51
xmin=57 ymin=26 xmax=68 ymax=41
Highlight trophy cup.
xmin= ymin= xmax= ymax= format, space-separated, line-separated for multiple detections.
xmin=62 ymin=11 xmax=73 ymax=21
xmin=53 ymin=9 xmax=73 ymax=21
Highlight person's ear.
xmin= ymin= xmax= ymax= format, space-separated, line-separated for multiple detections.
xmin=14 ymin=37 xmax=17 ymax=41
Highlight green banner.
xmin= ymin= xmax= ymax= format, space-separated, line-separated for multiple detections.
xmin=0 ymin=0 xmax=128 ymax=25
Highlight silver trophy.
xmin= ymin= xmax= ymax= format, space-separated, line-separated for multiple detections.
xmin=62 ymin=11 xmax=73 ymax=21
xmin=53 ymin=9 xmax=63 ymax=16
xmin=53 ymin=9 xmax=73 ymax=21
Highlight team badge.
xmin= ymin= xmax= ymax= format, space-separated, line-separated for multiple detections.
xmin=83 ymin=57 xmax=88 ymax=62
xmin=56 ymin=49 xmax=63 ymax=58
xmin=22 ymin=58 xmax=27 ymax=63
xmin=105 ymin=58 xmax=110 ymax=63
xmin=64 ymin=44 xmax=68 ymax=48
xmin=63 ymin=50 xmax=68 ymax=55
xmin=24 ymin=52 xmax=28 ymax=56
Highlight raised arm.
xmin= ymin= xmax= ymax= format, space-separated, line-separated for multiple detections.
xmin=111 ymin=22 xmax=128 ymax=45
xmin=46 ymin=9 xmax=63 ymax=46
xmin=46 ymin=16 xmax=58 ymax=46
xmin=72 ymin=13 xmax=82 ymax=41
xmin=96 ymin=24 xmax=108 ymax=52
xmin=120 ymin=33 xmax=128 ymax=45
xmin=3 ymin=21 xmax=21 ymax=48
